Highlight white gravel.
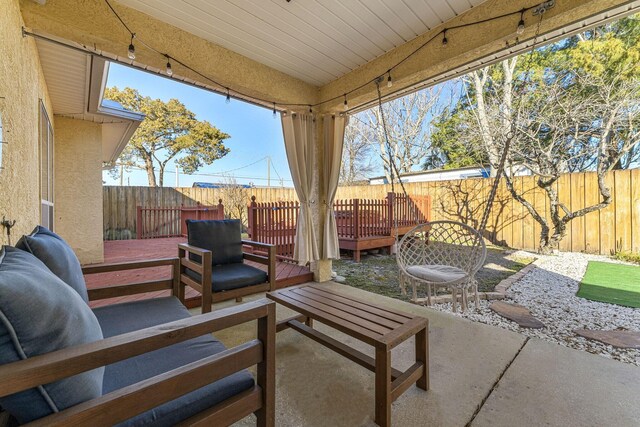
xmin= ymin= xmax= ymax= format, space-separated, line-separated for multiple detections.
xmin=431 ymin=251 xmax=640 ymax=366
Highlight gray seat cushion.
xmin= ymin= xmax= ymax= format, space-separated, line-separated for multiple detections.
xmin=406 ymin=264 xmax=468 ymax=283
xmin=0 ymin=246 xmax=104 ymax=424
xmin=16 ymin=226 xmax=88 ymax=303
xmin=185 ymin=263 xmax=268 ymax=292
xmin=93 ymin=297 xmax=254 ymax=427
xmin=186 ymin=219 xmax=244 ymax=266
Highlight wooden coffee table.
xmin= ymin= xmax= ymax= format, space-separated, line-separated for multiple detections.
xmin=267 ymin=284 xmax=429 ymax=427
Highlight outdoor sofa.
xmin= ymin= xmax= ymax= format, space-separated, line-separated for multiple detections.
xmin=0 ymin=226 xmax=275 ymax=426
xmin=179 ymin=219 xmax=277 ymax=314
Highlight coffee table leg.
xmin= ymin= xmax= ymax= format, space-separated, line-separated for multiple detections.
xmin=375 ymin=346 xmax=391 ymax=427
xmin=415 ymin=325 xmax=429 ymax=391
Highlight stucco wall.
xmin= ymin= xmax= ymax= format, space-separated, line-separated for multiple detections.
xmin=0 ymin=0 xmax=54 ymax=245
xmin=54 ymin=117 xmax=104 ymax=264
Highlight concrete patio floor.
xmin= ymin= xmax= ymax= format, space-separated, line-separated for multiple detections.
xmin=193 ymin=282 xmax=640 ymax=427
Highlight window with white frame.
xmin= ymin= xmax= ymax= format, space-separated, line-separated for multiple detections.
xmin=39 ymin=101 xmax=54 ymax=230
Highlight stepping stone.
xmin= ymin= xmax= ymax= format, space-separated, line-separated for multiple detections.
xmin=574 ymin=329 xmax=640 ymax=349
xmin=490 ymin=301 xmax=545 ymax=329
xmin=334 ymin=275 xmax=346 ymax=284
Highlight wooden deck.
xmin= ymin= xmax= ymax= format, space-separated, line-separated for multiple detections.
xmin=85 ymin=237 xmax=313 ymax=308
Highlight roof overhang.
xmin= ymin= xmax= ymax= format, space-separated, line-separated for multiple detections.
xmin=22 ymin=0 xmax=640 ymax=115
xmin=35 ymin=36 xmax=144 ymax=163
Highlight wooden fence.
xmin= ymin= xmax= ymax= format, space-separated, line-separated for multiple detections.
xmin=246 ymin=193 xmax=431 ymax=260
xmin=136 ymin=202 xmax=224 ymax=239
xmin=103 ymin=169 xmax=640 ymax=255
xmin=247 ymin=197 xmax=299 ymax=261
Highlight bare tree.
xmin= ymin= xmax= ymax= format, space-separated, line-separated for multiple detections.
xmin=219 ymin=176 xmax=250 ymax=231
xmin=348 ymin=88 xmax=444 ymax=183
xmin=462 ymin=21 xmax=640 ymax=253
xmin=340 ymin=119 xmax=375 ymax=184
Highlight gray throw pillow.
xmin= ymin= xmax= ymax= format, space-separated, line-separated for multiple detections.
xmin=16 ymin=226 xmax=88 ymax=303
xmin=186 ymin=220 xmax=244 ymax=265
xmin=0 ymin=246 xmax=104 ymax=424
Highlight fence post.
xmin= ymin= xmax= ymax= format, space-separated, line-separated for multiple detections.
xmin=136 ymin=206 xmax=142 ymax=239
xmin=387 ymin=192 xmax=395 ymax=235
xmin=218 ymin=199 xmax=224 ymax=219
xmin=248 ymin=195 xmax=258 ymax=240
xmin=353 ymin=199 xmax=360 ymax=239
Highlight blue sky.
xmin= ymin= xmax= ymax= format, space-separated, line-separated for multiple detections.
xmin=103 ymin=63 xmax=293 ymax=187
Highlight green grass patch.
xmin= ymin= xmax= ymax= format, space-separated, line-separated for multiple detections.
xmin=577 ymin=261 xmax=640 ymax=308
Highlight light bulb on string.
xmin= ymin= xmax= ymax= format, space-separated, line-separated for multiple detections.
xmin=343 ymin=94 xmax=348 ymax=111
xmin=442 ymin=30 xmax=448 ymax=46
xmin=309 ymin=105 xmax=313 ymax=114
xmin=516 ymin=11 xmax=525 ymax=35
xmin=127 ymin=34 xmax=136 ymax=60
xmin=387 ymin=72 xmax=393 ymax=88
xmin=225 ymin=89 xmax=231 ymax=104
xmin=273 ymin=103 xmax=277 ymax=118
xmin=165 ymin=58 xmax=173 ymax=76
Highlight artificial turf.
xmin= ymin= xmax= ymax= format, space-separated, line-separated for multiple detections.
xmin=577 ymin=261 xmax=640 ymax=308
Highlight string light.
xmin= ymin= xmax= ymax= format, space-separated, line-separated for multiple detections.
xmin=98 ymin=0 xmax=548 ymax=113
xmin=127 ymin=34 xmax=136 ymax=60
xmin=343 ymin=94 xmax=348 ymax=111
xmin=165 ymin=56 xmax=173 ymax=76
xmin=517 ymin=11 xmax=526 ymax=35
xmin=309 ymin=105 xmax=313 ymax=114
xmin=273 ymin=103 xmax=277 ymax=118
xmin=225 ymin=88 xmax=231 ymax=104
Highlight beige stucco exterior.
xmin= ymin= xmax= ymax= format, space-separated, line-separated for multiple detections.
xmin=0 ymin=0 xmax=54 ymax=246
xmin=54 ymin=117 xmax=104 ymax=264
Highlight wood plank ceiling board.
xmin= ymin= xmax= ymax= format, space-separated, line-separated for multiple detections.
xmin=113 ymin=0 xmax=490 ymax=85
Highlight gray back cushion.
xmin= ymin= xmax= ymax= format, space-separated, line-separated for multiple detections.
xmin=186 ymin=220 xmax=243 ymax=265
xmin=0 ymin=246 xmax=104 ymax=424
xmin=16 ymin=226 xmax=88 ymax=303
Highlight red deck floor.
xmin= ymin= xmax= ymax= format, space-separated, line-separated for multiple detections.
xmin=85 ymin=237 xmax=313 ymax=308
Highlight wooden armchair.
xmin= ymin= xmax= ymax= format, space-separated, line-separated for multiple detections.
xmin=179 ymin=240 xmax=277 ymax=314
xmin=0 ymin=257 xmax=275 ymax=426
xmin=178 ymin=219 xmax=276 ymax=314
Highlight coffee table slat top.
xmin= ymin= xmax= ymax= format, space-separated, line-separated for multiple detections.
xmin=289 ymin=287 xmax=403 ymax=330
xmin=268 ymin=284 xmax=425 ymax=348
xmin=271 ymin=293 xmax=384 ymax=345
xmin=296 ymin=286 xmax=413 ymax=324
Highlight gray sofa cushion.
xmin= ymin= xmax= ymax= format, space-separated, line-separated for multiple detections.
xmin=185 ymin=263 xmax=268 ymax=292
xmin=16 ymin=226 xmax=88 ymax=303
xmin=93 ymin=297 xmax=254 ymax=427
xmin=186 ymin=220 xmax=244 ymax=266
xmin=0 ymin=246 xmax=104 ymax=424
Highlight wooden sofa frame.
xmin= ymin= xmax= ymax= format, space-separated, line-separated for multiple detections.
xmin=0 ymin=257 xmax=275 ymax=427
xmin=179 ymin=241 xmax=277 ymax=314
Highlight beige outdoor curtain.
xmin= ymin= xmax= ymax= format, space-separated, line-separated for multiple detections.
xmin=322 ymin=114 xmax=347 ymax=259
xmin=281 ymin=112 xmax=319 ymax=265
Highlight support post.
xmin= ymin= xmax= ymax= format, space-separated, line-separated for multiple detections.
xmin=387 ymin=192 xmax=395 ymax=236
xmin=136 ymin=206 xmax=143 ymax=240
xmin=375 ymin=346 xmax=392 ymax=427
xmin=248 ymin=196 xmax=258 ymax=240
xmin=256 ymin=302 xmax=276 ymax=427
